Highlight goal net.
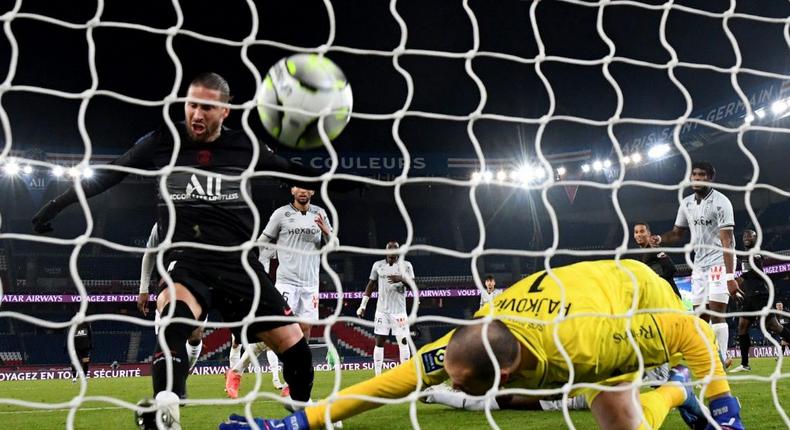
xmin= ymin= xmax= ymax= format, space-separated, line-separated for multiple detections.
xmin=1 ymin=0 xmax=789 ymax=429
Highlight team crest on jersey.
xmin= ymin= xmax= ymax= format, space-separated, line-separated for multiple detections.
xmin=285 ymin=211 xmax=292 ymax=217
xmin=421 ymin=346 xmax=446 ymax=373
xmin=197 ymin=150 xmax=212 ymax=166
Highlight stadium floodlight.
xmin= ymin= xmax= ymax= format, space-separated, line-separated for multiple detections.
xmin=83 ymin=167 xmax=94 ymax=179
xmin=482 ymin=170 xmax=493 ymax=182
xmin=581 ymin=164 xmax=591 ymax=173
xmin=771 ymin=99 xmax=788 ymax=115
xmin=602 ymin=159 xmax=612 ymax=169
xmin=496 ymin=170 xmax=507 ymax=182
xmin=52 ymin=166 xmax=65 ymax=177
xmin=592 ymin=160 xmax=603 ymax=171
xmin=631 ymin=152 xmax=642 ymax=163
xmin=518 ymin=165 xmax=533 ymax=181
xmin=67 ymin=167 xmax=80 ymax=178
xmin=754 ymin=108 xmax=766 ymax=119
xmin=532 ymin=167 xmax=546 ymax=179
xmin=744 ymin=114 xmax=754 ymax=124
xmin=22 ymin=165 xmax=33 ymax=175
xmin=3 ymin=160 xmax=20 ymax=176
xmin=647 ymin=143 xmax=670 ymax=159
xmin=622 ymin=155 xmax=631 ymax=164
xmin=556 ymin=166 xmax=566 ymax=176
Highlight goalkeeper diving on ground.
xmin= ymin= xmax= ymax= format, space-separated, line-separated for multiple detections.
xmin=219 ymin=259 xmax=744 ymax=430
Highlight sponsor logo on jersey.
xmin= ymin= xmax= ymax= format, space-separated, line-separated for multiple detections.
xmin=693 ymin=218 xmax=714 ymax=226
xmin=286 ymin=227 xmax=320 ymax=235
xmin=170 ymin=174 xmax=239 ymax=201
xmin=612 ymin=324 xmax=656 ymax=344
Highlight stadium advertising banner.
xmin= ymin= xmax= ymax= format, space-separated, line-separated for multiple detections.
xmin=2 ymin=260 xmax=790 ymax=303
xmin=0 ymin=362 xmax=399 ymax=381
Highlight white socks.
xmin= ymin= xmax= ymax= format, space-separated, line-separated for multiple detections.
xmin=373 ymin=346 xmax=384 ymax=375
xmin=398 ymin=343 xmax=410 ymax=364
xmin=233 ymin=342 xmax=269 ymax=373
xmin=712 ymin=322 xmax=730 ymax=363
xmin=266 ymin=349 xmax=282 ymax=387
xmin=228 ymin=344 xmax=242 ymax=371
xmin=186 ymin=341 xmax=202 ymax=370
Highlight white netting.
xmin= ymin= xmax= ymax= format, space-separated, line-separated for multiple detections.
xmin=1 ymin=0 xmax=789 ymax=429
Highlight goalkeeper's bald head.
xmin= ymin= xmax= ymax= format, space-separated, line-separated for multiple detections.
xmin=444 ymin=319 xmax=521 ymax=396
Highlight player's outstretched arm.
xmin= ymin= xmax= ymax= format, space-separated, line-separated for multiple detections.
xmin=220 ymin=357 xmax=426 ymax=430
xmin=652 ymin=225 xmax=687 ymax=247
xmin=31 ymin=135 xmax=156 ymax=233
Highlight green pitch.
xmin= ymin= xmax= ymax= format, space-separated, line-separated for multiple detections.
xmin=0 ymin=358 xmax=788 ymax=429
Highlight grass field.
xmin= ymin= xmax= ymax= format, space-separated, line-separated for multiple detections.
xmin=1 ymin=358 xmax=789 ymax=429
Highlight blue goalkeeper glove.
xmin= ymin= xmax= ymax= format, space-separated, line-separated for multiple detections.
xmin=218 ymin=411 xmax=309 ymax=430
xmin=706 ymin=396 xmax=744 ymax=430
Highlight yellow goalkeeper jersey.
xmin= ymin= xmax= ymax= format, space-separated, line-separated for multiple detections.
xmin=417 ymin=259 xmax=686 ymax=390
xmin=306 ymin=259 xmax=689 ymax=428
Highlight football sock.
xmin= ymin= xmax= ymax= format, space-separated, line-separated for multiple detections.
xmin=738 ymin=334 xmax=750 ymax=366
xmin=279 ymin=338 xmax=314 ymax=402
xmin=267 ymin=349 xmax=282 ymax=385
xmin=152 ymin=301 xmax=194 ymax=398
xmin=373 ymin=346 xmax=384 ymax=376
xmin=186 ymin=340 xmax=202 ymax=370
xmin=712 ymin=323 xmax=729 ymax=364
xmin=639 ymin=387 xmax=680 ymax=429
xmin=229 ymin=344 xmax=242 ymax=370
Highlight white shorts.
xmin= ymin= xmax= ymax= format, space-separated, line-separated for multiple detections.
xmin=691 ymin=265 xmax=730 ymax=306
xmin=276 ymin=283 xmax=319 ymax=321
xmin=154 ymin=310 xmax=208 ymax=335
xmin=374 ymin=311 xmax=410 ymax=337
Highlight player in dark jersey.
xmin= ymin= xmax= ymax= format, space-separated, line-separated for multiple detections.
xmin=632 ymin=221 xmax=680 ymax=298
xmin=32 ymin=73 xmax=320 ymax=429
xmin=729 ymin=230 xmax=790 ymax=373
xmin=70 ymin=321 xmax=92 ymax=383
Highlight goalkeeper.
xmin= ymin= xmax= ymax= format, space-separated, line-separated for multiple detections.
xmin=220 ymin=259 xmax=744 ymax=430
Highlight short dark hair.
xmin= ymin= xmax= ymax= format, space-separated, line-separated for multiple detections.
xmin=190 ymin=72 xmax=232 ymax=102
xmin=485 ymin=274 xmax=495 ymax=281
xmin=447 ymin=320 xmax=520 ymax=387
xmin=691 ymin=161 xmax=716 ymax=180
xmin=634 ymin=221 xmax=651 ymax=232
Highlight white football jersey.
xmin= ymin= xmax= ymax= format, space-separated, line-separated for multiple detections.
xmin=479 ymin=289 xmax=502 ymax=309
xmin=260 ymin=203 xmax=331 ymax=289
xmin=370 ymin=259 xmax=414 ymax=314
xmin=674 ymin=189 xmax=734 ymax=269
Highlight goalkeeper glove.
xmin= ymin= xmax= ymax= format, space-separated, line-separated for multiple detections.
xmin=219 ymin=411 xmax=309 ymax=430
xmin=707 ymin=396 xmax=744 ymax=430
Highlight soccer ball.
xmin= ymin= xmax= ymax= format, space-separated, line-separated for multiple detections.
xmin=257 ymin=54 xmax=353 ymax=149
